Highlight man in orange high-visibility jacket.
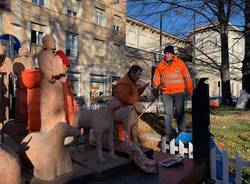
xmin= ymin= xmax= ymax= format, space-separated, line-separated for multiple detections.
xmin=153 ymin=45 xmax=193 ymax=141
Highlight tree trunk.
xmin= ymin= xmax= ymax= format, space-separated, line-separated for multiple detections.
xmin=243 ymin=0 xmax=250 ymax=108
xmin=220 ymin=32 xmax=232 ymax=105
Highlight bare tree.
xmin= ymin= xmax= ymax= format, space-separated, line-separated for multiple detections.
xmin=127 ymin=0 xmax=244 ymax=105
xmin=242 ymin=0 xmax=250 ymax=106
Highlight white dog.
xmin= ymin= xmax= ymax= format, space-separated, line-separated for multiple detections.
xmin=114 ymin=102 xmax=144 ymax=144
xmin=72 ymin=99 xmax=122 ymax=163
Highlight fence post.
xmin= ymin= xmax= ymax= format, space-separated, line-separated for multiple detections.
xmin=210 ymin=147 xmax=216 ymax=181
xmin=222 ymin=150 xmax=229 ymax=184
xmin=161 ymin=136 xmax=167 ymax=153
xmin=179 ymin=140 xmax=184 ymax=155
xmin=188 ymin=142 xmax=193 ymax=159
xmin=169 ymin=139 xmax=175 ymax=155
xmin=236 ymin=152 xmax=242 ymax=184
xmin=192 ymin=78 xmax=210 ymax=177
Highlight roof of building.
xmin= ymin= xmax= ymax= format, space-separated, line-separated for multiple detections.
xmin=126 ymin=16 xmax=185 ymax=44
xmin=189 ymin=22 xmax=242 ymax=35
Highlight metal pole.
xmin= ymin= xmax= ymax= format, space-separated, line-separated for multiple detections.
xmin=192 ymin=13 xmax=197 ymax=86
xmin=159 ymin=12 xmax=163 ymax=61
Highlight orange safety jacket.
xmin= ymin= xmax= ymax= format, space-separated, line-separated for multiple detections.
xmin=153 ymin=56 xmax=193 ymax=95
xmin=115 ymin=74 xmax=145 ymax=106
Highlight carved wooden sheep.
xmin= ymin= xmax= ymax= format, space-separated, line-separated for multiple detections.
xmin=72 ymin=98 xmax=122 ymax=163
xmin=114 ymin=102 xmax=144 ymax=143
xmin=22 ymin=122 xmax=80 ymax=181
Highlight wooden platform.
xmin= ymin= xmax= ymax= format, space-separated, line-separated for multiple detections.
xmin=24 ymin=145 xmax=134 ymax=184
xmin=82 ymin=151 xmax=206 ymax=184
xmin=153 ymin=152 xmax=206 ymax=184
xmin=23 ymin=146 xmax=205 ymax=184
xmin=68 ymin=146 xmax=133 ymax=182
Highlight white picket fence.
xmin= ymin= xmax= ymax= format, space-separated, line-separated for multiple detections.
xmin=161 ymin=136 xmax=250 ymax=184
xmin=160 ymin=136 xmax=193 ymax=159
xmin=210 ymin=147 xmax=250 ymax=184
xmin=82 ymin=103 xmax=106 ymax=110
xmin=82 ymin=102 xmax=158 ymax=112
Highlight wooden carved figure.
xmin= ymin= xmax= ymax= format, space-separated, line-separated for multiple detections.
xmin=38 ymin=35 xmax=66 ymax=132
xmin=12 ymin=46 xmax=33 ymax=125
xmin=114 ymin=102 xmax=144 ymax=144
xmin=22 ymin=122 xmax=80 ymax=181
xmin=0 ymin=42 xmax=12 ymax=119
xmin=0 ymin=144 xmax=22 ymax=184
xmin=72 ymin=98 xmax=122 ymax=163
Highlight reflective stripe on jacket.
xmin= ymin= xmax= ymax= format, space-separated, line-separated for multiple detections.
xmin=153 ymin=56 xmax=193 ymax=94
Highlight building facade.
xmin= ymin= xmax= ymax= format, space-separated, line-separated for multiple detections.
xmin=192 ymin=24 xmax=244 ymax=97
xmin=1 ymin=0 xmax=133 ymax=104
xmin=1 ymin=1 xmax=243 ymax=103
xmin=126 ymin=17 xmax=187 ymax=56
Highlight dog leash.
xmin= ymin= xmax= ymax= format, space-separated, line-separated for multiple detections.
xmin=138 ymin=97 xmax=158 ymax=119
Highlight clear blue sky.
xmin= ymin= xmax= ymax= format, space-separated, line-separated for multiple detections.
xmin=126 ymin=1 xmax=245 ymax=38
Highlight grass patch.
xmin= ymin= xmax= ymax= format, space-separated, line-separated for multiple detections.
xmin=210 ymin=119 xmax=250 ymax=160
xmin=208 ymin=107 xmax=250 ymax=160
xmin=210 ymin=106 xmax=247 ymax=116
xmin=140 ymin=107 xmax=250 ymax=182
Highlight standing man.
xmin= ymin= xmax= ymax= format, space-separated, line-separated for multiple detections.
xmin=153 ymin=45 xmax=193 ymax=141
xmin=115 ymin=65 xmax=149 ymax=106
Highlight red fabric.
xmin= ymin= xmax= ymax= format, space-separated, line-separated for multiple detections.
xmin=56 ymin=50 xmax=70 ymax=66
xmin=21 ymin=66 xmax=78 ymax=131
xmin=63 ymin=80 xmax=79 ymax=126
xmin=116 ymin=123 xmax=126 ymax=142
xmin=27 ymin=87 xmax=41 ymax=132
xmin=21 ymin=69 xmax=41 ymax=89
xmin=116 ymin=122 xmax=133 ymax=142
xmin=22 ymin=69 xmax=41 ymax=132
xmin=56 ymin=50 xmax=79 ymax=125
xmin=15 ymin=89 xmax=28 ymax=125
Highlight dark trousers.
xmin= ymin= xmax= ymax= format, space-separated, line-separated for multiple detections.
xmin=162 ymin=93 xmax=186 ymax=135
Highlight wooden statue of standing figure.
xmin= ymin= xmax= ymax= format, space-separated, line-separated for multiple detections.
xmin=12 ymin=46 xmax=33 ymax=125
xmin=0 ymin=42 xmax=12 ymax=120
xmin=38 ymin=35 xmax=66 ymax=132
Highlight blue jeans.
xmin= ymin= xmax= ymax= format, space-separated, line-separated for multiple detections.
xmin=162 ymin=93 xmax=186 ymax=135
